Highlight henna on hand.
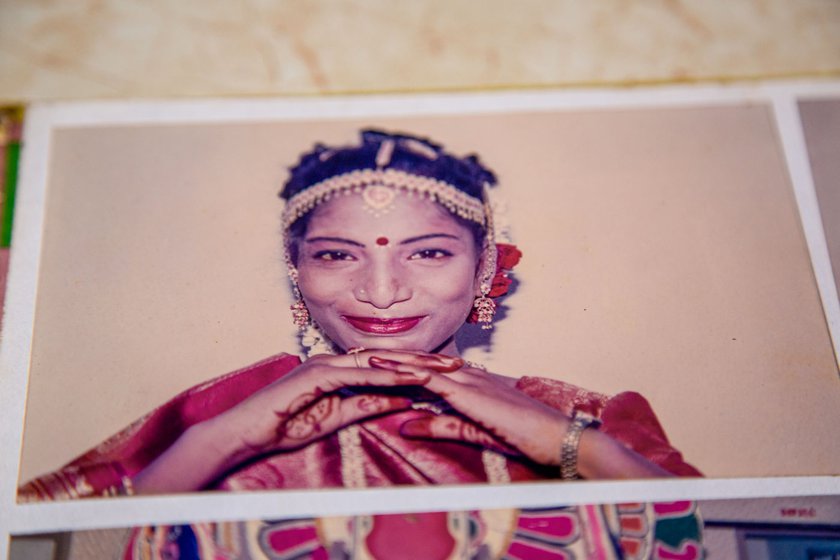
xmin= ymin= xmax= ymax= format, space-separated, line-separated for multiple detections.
xmin=270 ymin=389 xmax=325 ymax=441
xmin=282 ymin=394 xmax=339 ymax=440
xmin=400 ymin=414 xmax=521 ymax=456
xmin=275 ymin=393 xmax=413 ymax=447
xmin=368 ymin=354 xmax=463 ymax=374
xmin=283 ymin=389 xmax=325 ymax=416
xmin=355 ymin=394 xmax=395 ymax=414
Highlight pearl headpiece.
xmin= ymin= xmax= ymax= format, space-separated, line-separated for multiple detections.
xmin=281 ymin=168 xmax=488 ymax=232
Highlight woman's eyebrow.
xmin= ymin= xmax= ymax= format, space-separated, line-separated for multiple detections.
xmin=304 ymin=236 xmax=365 ymax=247
xmin=399 ymin=233 xmax=461 ymax=245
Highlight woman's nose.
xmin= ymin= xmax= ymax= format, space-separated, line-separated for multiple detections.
xmin=353 ymin=261 xmax=412 ymax=309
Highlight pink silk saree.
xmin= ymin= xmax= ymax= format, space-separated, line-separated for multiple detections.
xmin=21 ymin=352 xmax=704 ymax=559
xmin=20 ymin=352 xmax=700 ymax=501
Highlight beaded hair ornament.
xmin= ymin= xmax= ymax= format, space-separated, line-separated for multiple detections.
xmin=279 ymin=129 xmax=521 ymax=354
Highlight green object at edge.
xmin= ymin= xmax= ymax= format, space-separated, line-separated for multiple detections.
xmin=2 ymin=141 xmax=19 ymax=248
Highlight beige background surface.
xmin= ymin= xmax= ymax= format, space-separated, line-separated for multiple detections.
xmin=1 ymin=1 xmax=839 ymax=102
xmin=18 ymin=102 xmax=840 ymax=484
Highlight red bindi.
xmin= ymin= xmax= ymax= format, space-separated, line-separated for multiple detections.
xmin=376 ymin=236 xmax=389 ymax=246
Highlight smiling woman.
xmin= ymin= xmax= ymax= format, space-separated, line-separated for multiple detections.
xmin=19 ymin=129 xmax=702 ymax=557
xmin=296 ymin=193 xmax=480 ymax=354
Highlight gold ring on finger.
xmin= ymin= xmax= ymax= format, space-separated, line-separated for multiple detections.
xmin=347 ymin=346 xmax=366 ymax=368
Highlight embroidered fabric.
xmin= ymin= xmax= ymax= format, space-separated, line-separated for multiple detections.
xmin=124 ymin=502 xmax=705 ymax=559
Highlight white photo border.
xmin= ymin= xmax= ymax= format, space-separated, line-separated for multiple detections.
xmin=1 ymin=80 xmax=839 ymax=547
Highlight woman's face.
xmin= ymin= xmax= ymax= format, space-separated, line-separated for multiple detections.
xmin=295 ymin=192 xmax=483 ymax=355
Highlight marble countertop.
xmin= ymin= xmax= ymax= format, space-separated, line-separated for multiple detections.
xmin=1 ymin=0 xmax=839 ymax=102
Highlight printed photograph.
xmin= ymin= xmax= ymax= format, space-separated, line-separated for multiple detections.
xmin=13 ymin=100 xmax=840 ymax=503
xmin=10 ymin=495 xmax=840 ymax=559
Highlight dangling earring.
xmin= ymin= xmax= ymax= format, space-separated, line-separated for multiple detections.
xmin=474 ymin=238 xmax=498 ymax=330
xmin=284 ymin=246 xmax=337 ymax=357
xmin=287 ymin=266 xmax=310 ymax=330
xmin=290 ymin=295 xmax=310 ymax=330
xmin=473 ymin=287 xmax=496 ymax=330
xmin=475 ymin=185 xmax=498 ymax=330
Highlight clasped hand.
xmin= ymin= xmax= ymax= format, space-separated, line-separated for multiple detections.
xmin=223 ymin=350 xmax=569 ymax=467
xmin=134 ymin=350 xmax=669 ymax=493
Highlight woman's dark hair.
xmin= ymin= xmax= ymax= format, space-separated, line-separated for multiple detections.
xmin=280 ymin=129 xmax=497 ymax=264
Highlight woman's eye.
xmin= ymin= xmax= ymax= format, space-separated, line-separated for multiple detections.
xmin=409 ymin=249 xmax=452 ymax=260
xmin=312 ymin=250 xmax=355 ymax=261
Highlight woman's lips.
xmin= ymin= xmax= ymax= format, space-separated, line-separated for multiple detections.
xmin=343 ymin=315 xmax=425 ymax=335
